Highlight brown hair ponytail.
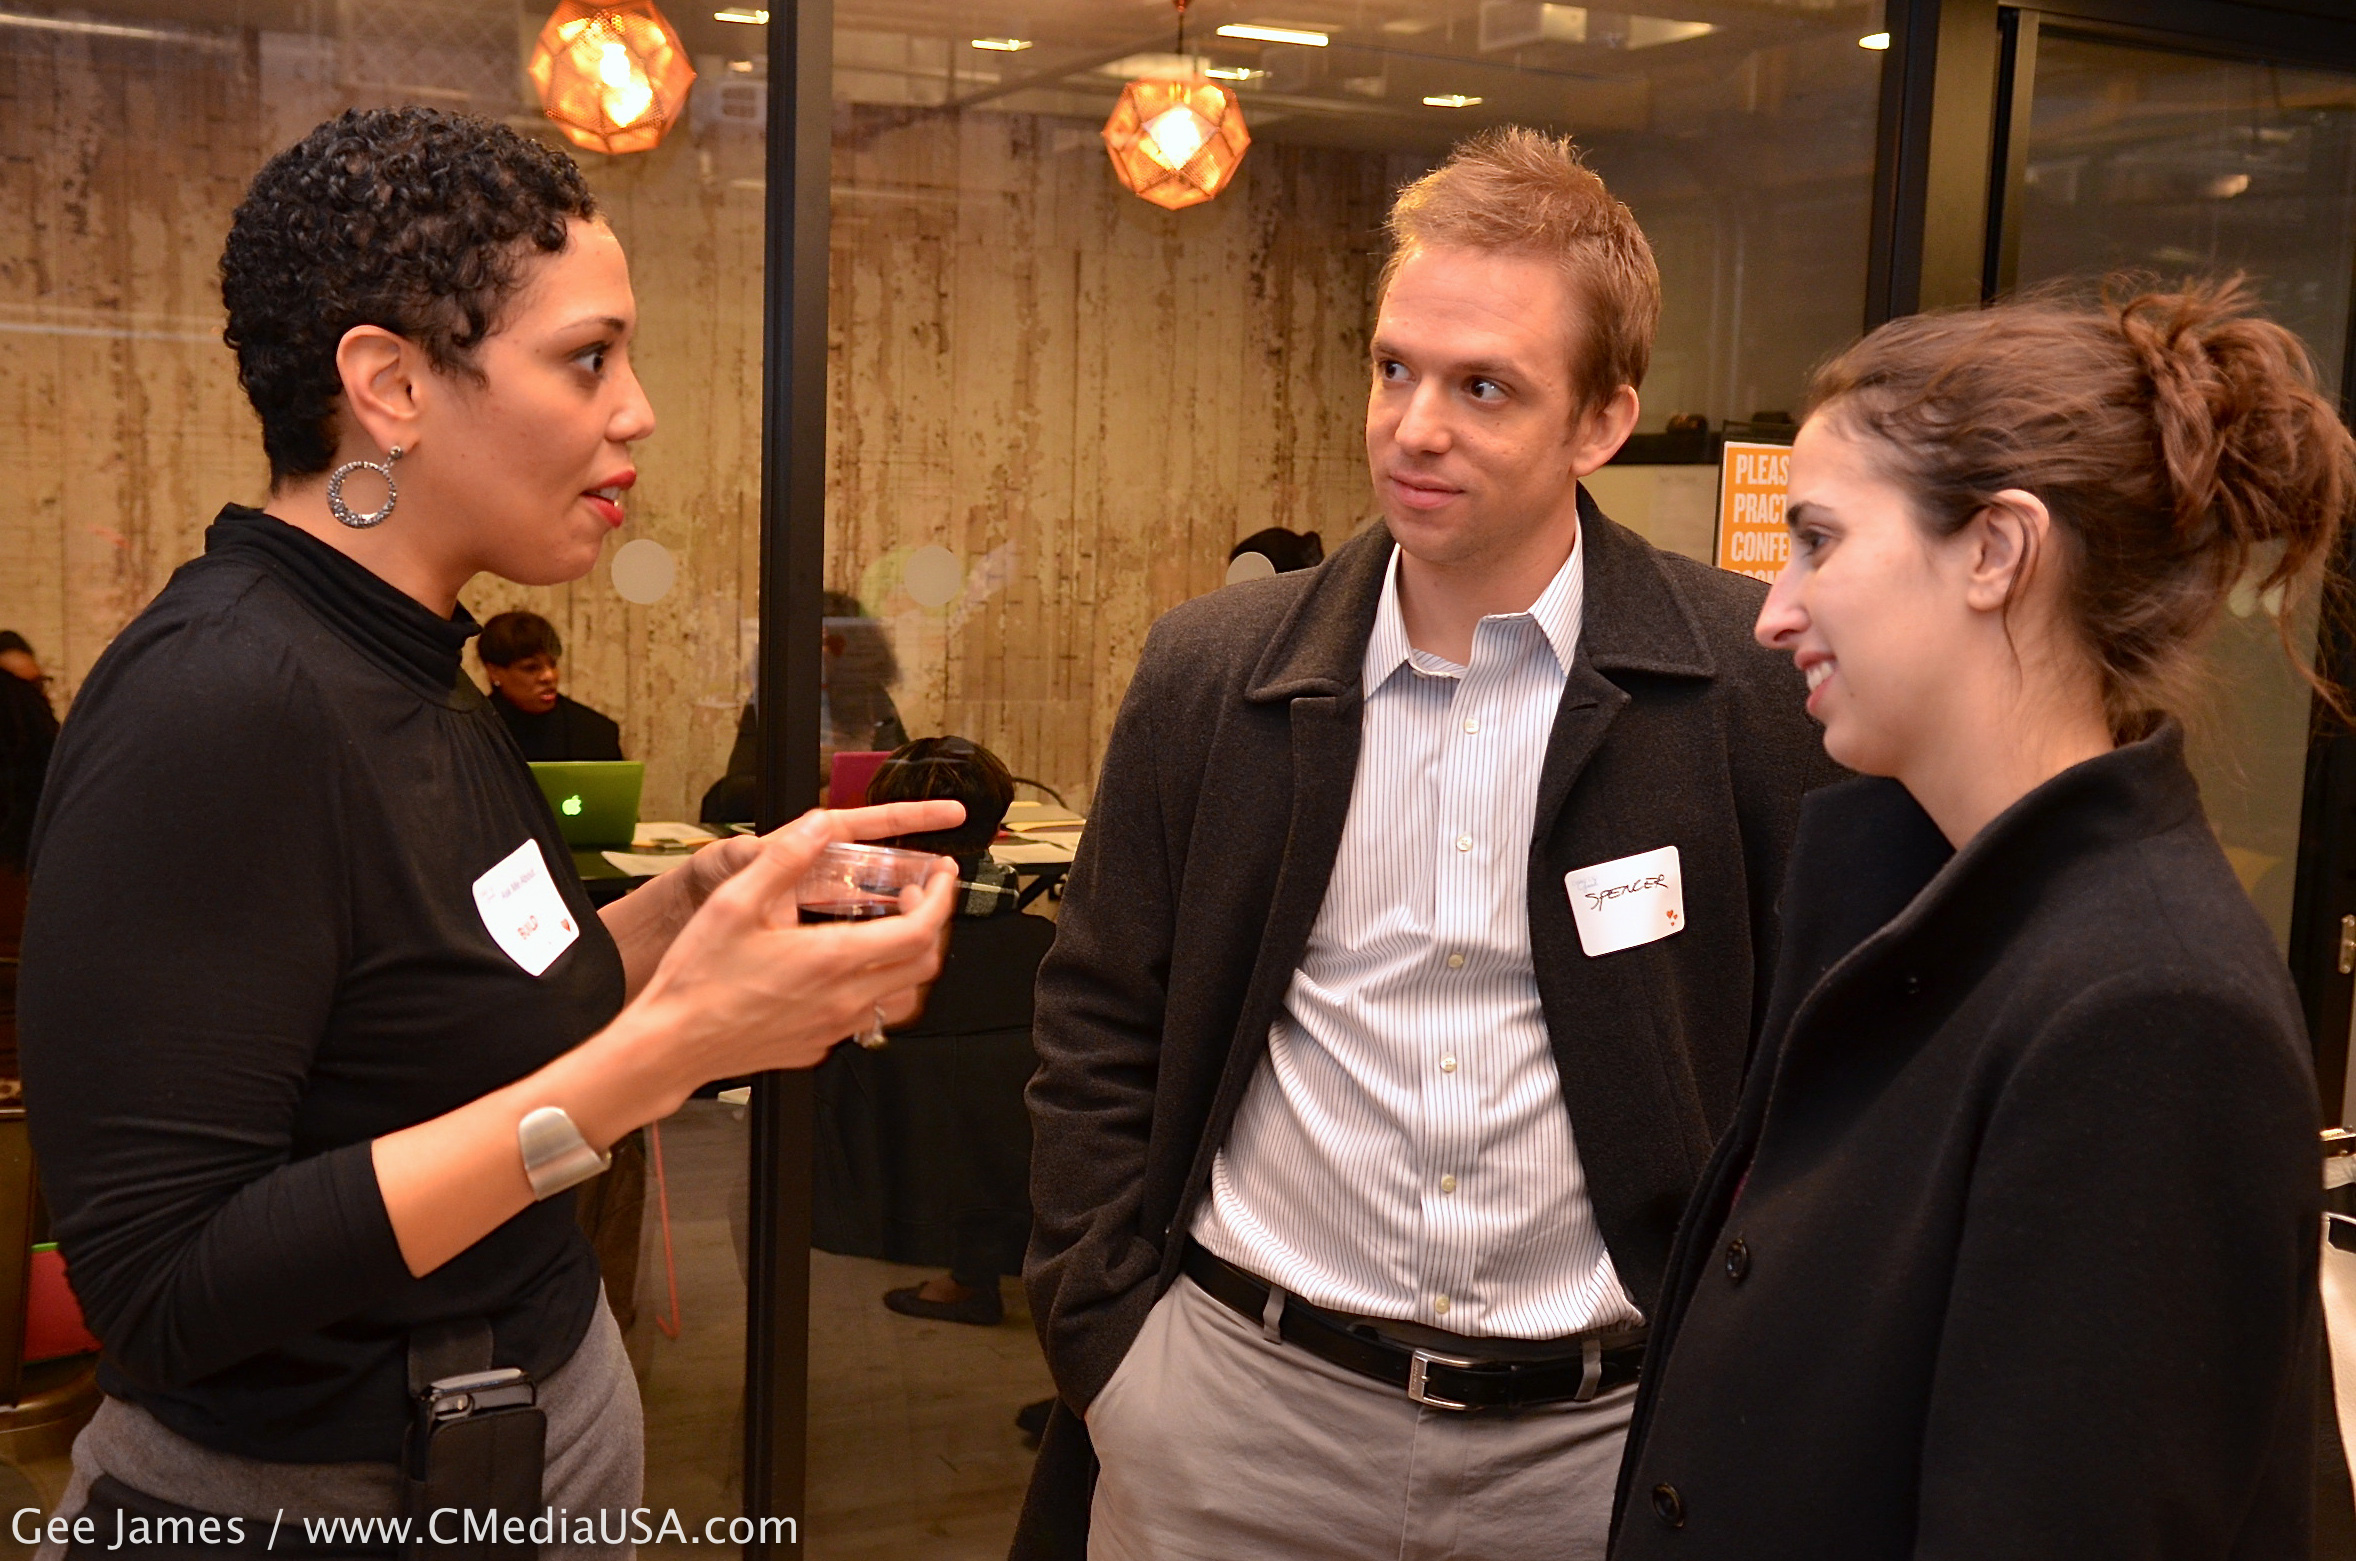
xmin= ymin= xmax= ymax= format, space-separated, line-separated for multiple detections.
xmin=1808 ymin=276 xmax=2356 ymax=737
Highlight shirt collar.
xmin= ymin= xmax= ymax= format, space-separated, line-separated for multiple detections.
xmin=1361 ymin=527 xmax=1585 ymax=693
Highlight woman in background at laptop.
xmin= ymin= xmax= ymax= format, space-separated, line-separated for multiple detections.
xmin=17 ymin=107 xmax=958 ymax=1557
xmin=479 ymin=609 xmax=624 ymax=761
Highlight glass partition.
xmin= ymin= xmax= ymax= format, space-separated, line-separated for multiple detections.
xmin=2014 ymin=31 xmax=2356 ymax=949
xmin=0 ymin=0 xmax=765 ymax=1545
xmin=803 ymin=2 xmax=1887 ymax=1552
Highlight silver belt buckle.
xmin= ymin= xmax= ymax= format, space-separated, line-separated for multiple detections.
xmin=1405 ymin=1348 xmax=1478 ymax=1412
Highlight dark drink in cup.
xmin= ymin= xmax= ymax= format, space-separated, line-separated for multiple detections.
xmin=793 ymin=842 xmax=939 ymax=1045
xmin=797 ymin=899 xmax=898 ymax=924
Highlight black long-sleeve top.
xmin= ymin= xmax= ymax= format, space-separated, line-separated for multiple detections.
xmin=491 ymin=690 xmax=623 ymax=762
xmin=18 ymin=506 xmax=622 ymax=1464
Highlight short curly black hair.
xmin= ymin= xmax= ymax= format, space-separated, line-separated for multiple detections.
xmin=478 ymin=610 xmax=563 ymax=667
xmin=221 ymin=107 xmax=600 ymax=480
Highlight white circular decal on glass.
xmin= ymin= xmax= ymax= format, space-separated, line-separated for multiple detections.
xmin=611 ymin=538 xmax=677 ymax=604
xmin=902 ymin=545 xmax=964 ymax=608
xmin=1226 ymin=550 xmax=1277 ymax=585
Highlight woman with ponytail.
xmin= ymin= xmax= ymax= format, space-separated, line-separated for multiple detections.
xmin=1611 ymin=279 xmax=2354 ymax=1559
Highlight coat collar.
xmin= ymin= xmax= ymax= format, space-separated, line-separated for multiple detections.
xmin=1362 ymin=525 xmax=1586 ymax=687
xmin=1243 ymin=485 xmax=1716 ymax=705
xmin=1772 ymin=720 xmax=2206 ymax=1040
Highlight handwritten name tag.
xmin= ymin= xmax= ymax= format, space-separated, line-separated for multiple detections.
xmin=473 ymin=838 xmax=580 ymax=977
xmin=1565 ymin=844 xmax=1685 ymax=957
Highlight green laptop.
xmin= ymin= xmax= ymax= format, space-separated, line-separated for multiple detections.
xmin=528 ymin=760 xmax=644 ymax=849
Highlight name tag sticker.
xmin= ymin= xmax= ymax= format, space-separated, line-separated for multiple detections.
xmin=473 ymin=839 xmax=580 ymax=977
xmin=1565 ymin=844 xmax=1685 ymax=958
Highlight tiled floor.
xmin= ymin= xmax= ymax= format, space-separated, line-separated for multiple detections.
xmin=803 ymin=1255 xmax=1051 ymax=1560
xmin=633 ymin=1099 xmax=1052 ymax=1560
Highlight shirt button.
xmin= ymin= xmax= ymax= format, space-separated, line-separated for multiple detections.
xmin=1462 ymin=717 xmax=1480 ymax=734
xmin=1725 ymin=1236 xmax=1751 ymax=1283
xmin=1902 ymin=973 xmax=1922 ymax=996
xmin=1454 ymin=834 xmax=1473 ymax=852
xmin=1439 ymin=1055 xmax=1458 ymax=1073
xmin=1432 ymin=1295 xmax=1451 ymax=1315
xmin=1445 ymin=952 xmax=1465 ymax=969
xmin=1440 ymin=1174 xmax=1457 ymax=1194
xmin=1651 ymin=1483 xmax=1685 ymax=1528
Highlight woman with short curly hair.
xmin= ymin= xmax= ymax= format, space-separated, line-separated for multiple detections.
xmin=19 ymin=107 xmax=961 ymax=1554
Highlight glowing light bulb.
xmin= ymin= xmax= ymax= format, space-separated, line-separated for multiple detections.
xmin=530 ymin=0 xmax=696 ymax=154
xmin=1142 ymin=103 xmax=1210 ymax=171
xmin=1102 ymin=77 xmax=1250 ymax=208
xmin=598 ymin=42 xmax=655 ymax=124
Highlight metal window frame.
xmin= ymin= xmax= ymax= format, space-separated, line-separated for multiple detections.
xmin=1872 ymin=0 xmax=2356 ymax=317
xmin=741 ymin=0 xmax=2356 ymax=1541
xmin=747 ymin=0 xmax=831 ymax=1552
xmin=1881 ymin=0 xmax=2356 ymax=1116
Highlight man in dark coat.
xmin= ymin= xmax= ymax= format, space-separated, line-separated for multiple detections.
xmin=1015 ymin=128 xmax=1837 ymax=1560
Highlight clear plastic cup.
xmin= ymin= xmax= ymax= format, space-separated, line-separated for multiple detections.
xmin=794 ymin=841 xmax=940 ymax=1047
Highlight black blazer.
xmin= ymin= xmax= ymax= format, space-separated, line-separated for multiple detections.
xmin=1014 ymin=501 xmax=1838 ymax=1558
xmin=1612 ymin=726 xmax=2321 ymax=1560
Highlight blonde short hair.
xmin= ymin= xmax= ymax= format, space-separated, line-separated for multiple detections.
xmin=1381 ymin=127 xmax=1661 ymax=410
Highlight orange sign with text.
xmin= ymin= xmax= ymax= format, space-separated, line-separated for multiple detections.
xmin=1716 ymin=440 xmax=1792 ymax=583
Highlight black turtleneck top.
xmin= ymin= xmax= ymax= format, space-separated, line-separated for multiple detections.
xmin=18 ymin=506 xmax=623 ymax=1464
xmin=490 ymin=690 xmax=623 ymax=763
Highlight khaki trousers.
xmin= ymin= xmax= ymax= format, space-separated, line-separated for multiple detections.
xmin=1086 ymin=1276 xmax=1635 ymax=1561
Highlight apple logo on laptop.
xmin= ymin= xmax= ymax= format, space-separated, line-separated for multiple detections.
xmin=562 ymin=795 xmax=584 ymax=817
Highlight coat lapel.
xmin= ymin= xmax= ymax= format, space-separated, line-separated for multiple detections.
xmin=1237 ymin=527 xmax=1394 ymax=1005
xmin=1163 ymin=527 xmax=1388 ymax=1236
xmin=1532 ymin=489 xmax=1717 ymax=843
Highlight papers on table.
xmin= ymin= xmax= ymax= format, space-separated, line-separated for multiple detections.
xmin=601 ymin=850 xmax=694 ymax=878
xmin=1001 ymin=800 xmax=1085 ymax=862
xmin=596 ymin=814 xmax=1089 ymax=878
xmin=601 ymin=820 xmax=717 ymax=878
xmin=994 ymin=838 xmax=1077 ymax=866
xmin=634 ymin=821 xmax=717 ymax=847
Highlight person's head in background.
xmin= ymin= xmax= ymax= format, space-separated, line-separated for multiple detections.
xmin=222 ymin=107 xmax=653 ymax=614
xmin=820 ymin=589 xmax=906 ymax=752
xmin=821 ymin=589 xmax=900 ymax=683
xmin=1369 ymin=127 xmax=1654 ymax=586
xmin=867 ymin=737 xmax=1014 ymax=864
xmin=1757 ymin=277 xmax=2356 ymax=846
xmin=478 ymin=611 xmax=564 ymax=715
xmin=1225 ymin=528 xmax=1325 ymax=584
xmin=0 ymin=633 xmax=42 ymax=686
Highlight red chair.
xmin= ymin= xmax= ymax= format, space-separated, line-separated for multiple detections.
xmin=828 ymin=750 xmax=892 ymax=809
xmin=0 ymin=868 xmax=100 ymax=1463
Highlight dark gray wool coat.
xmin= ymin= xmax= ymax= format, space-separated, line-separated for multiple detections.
xmin=1013 ymin=496 xmax=1841 ymax=1558
xmin=1612 ymin=727 xmax=2320 ymax=1560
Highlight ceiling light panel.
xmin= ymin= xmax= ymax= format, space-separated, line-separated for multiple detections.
xmin=1216 ymin=23 xmax=1330 ymax=46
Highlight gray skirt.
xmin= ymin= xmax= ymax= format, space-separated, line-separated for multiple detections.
xmin=38 ymin=1294 xmax=641 ymax=1561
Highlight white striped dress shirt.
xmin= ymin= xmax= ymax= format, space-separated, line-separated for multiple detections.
xmin=1191 ymin=534 xmax=1642 ymax=1339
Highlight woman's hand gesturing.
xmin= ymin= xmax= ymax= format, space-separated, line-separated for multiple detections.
xmin=373 ymin=800 xmax=964 ymax=1279
xmin=620 ymin=803 xmax=962 ymax=1111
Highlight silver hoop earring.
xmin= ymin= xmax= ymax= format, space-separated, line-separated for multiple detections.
xmin=326 ymin=445 xmax=404 ymax=529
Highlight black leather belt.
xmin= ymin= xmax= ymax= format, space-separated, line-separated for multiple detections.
xmin=1181 ymin=1242 xmax=1645 ymax=1412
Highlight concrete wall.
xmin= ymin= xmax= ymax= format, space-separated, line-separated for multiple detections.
xmin=0 ymin=24 xmax=1400 ymax=817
